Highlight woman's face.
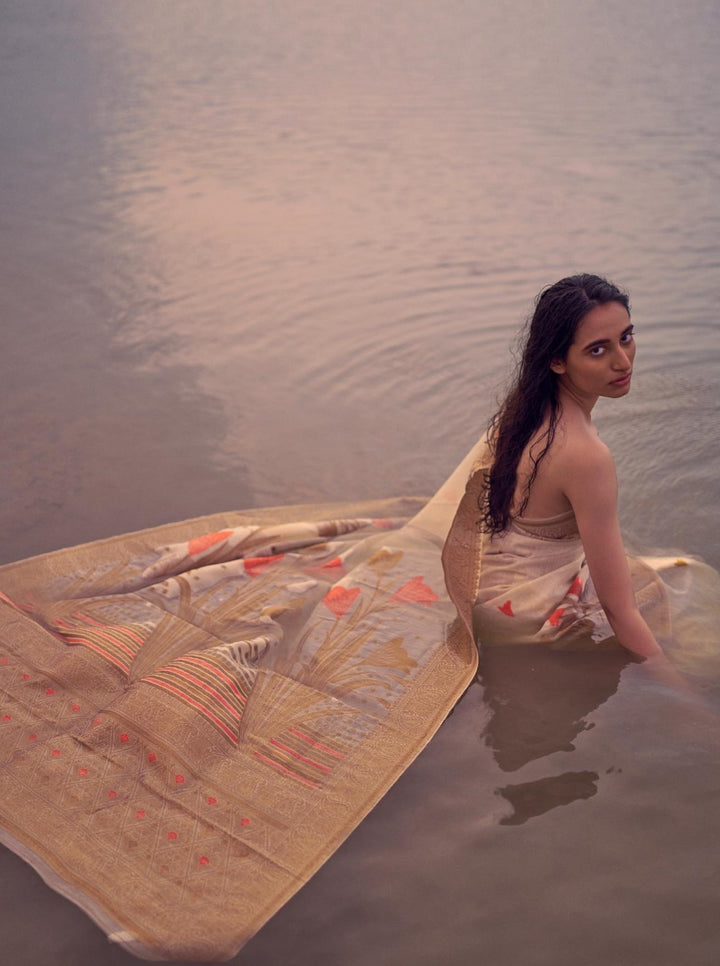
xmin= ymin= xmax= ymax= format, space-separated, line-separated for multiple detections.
xmin=551 ymin=300 xmax=635 ymax=403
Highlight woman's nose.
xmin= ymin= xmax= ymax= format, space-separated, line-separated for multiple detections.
xmin=613 ymin=346 xmax=631 ymax=370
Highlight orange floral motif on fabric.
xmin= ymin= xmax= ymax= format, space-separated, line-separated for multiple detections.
xmin=568 ymin=577 xmax=583 ymax=597
xmin=321 ymin=586 xmax=361 ymax=618
xmin=244 ymin=555 xmax=285 ymax=577
xmin=390 ymin=576 xmax=438 ymax=606
xmin=548 ymin=607 xmax=565 ymax=627
xmin=187 ymin=530 xmax=233 ymax=556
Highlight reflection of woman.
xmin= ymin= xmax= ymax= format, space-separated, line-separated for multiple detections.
xmin=442 ymin=274 xmax=671 ymax=658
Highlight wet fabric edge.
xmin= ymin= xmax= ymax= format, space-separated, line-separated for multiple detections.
xmin=0 ymin=617 xmax=477 ymax=961
xmin=0 ymin=826 xmax=156 ymax=960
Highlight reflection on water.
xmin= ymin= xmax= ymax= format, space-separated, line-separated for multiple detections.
xmin=497 ymin=771 xmax=600 ymax=826
xmin=480 ymin=647 xmax=629 ymax=771
xmin=2 ymin=0 xmax=720 ymax=963
xmin=479 ymin=647 xmax=629 ymax=823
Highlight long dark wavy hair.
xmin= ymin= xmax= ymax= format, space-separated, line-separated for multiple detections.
xmin=482 ymin=273 xmax=630 ymax=534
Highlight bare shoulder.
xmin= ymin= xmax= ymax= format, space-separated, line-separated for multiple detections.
xmin=517 ymin=411 xmax=617 ymax=516
xmin=549 ymin=417 xmax=617 ymax=489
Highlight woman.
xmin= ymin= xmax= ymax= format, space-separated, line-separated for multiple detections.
xmin=441 ymin=274 xmax=671 ymax=658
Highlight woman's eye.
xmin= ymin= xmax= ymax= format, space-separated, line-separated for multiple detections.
xmin=590 ymin=346 xmax=605 ymax=356
xmin=620 ymin=330 xmax=634 ymax=344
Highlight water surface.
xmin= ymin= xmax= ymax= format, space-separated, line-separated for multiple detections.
xmin=1 ymin=1 xmax=719 ymax=963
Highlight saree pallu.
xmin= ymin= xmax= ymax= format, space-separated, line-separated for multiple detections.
xmin=0 ymin=497 xmax=477 ymax=961
xmin=0 ymin=438 xmax=716 ymax=960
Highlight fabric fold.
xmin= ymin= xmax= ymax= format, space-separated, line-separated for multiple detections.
xmin=0 ymin=497 xmax=475 ymax=961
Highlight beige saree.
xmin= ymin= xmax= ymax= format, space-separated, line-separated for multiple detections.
xmin=441 ymin=436 xmax=682 ymax=653
xmin=0 ymin=437 xmax=715 ymax=961
xmin=0 ymin=493 xmax=476 ymax=961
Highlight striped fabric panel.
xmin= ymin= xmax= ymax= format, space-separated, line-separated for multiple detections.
xmin=53 ymin=611 xmax=147 ymax=676
xmin=253 ymin=725 xmax=347 ymax=789
xmin=143 ymin=654 xmax=249 ymax=745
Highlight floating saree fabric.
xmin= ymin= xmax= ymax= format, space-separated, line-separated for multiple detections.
xmin=1 ymin=442 xmax=718 ymax=961
xmin=0 ymin=496 xmax=476 ymax=961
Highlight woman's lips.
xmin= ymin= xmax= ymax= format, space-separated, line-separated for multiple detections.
xmin=610 ymin=372 xmax=632 ymax=386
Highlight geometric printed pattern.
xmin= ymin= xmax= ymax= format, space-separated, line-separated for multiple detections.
xmin=142 ymin=652 xmax=250 ymax=745
xmin=53 ymin=609 xmax=146 ymax=676
xmin=253 ymin=724 xmax=347 ymax=789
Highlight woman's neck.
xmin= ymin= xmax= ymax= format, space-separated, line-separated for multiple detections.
xmin=557 ymin=382 xmax=597 ymax=420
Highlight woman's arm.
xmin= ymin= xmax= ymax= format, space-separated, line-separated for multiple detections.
xmin=560 ymin=440 xmax=661 ymax=659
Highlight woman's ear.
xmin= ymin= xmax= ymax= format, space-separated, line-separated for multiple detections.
xmin=550 ymin=359 xmax=566 ymax=375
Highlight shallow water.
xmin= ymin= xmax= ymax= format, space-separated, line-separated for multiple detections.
xmin=1 ymin=1 xmax=720 ymax=963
